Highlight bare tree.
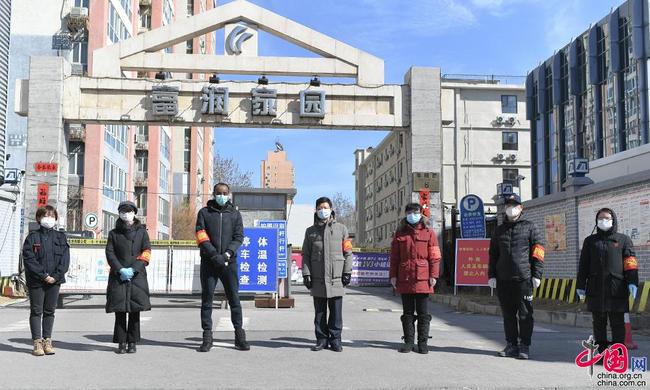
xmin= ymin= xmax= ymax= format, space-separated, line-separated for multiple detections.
xmin=213 ymin=153 xmax=254 ymax=188
xmin=332 ymin=192 xmax=356 ymax=233
xmin=172 ymin=201 xmax=197 ymax=240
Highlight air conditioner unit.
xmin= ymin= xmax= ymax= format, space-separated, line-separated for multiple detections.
xmin=71 ymin=64 xmax=84 ymax=75
xmin=134 ymin=172 xmax=147 ymax=186
xmin=496 ymin=115 xmax=504 ymax=124
xmin=507 ymin=116 xmax=517 ymax=125
xmin=68 ymin=7 xmax=89 ymax=31
xmin=140 ymin=0 xmax=152 ymax=5
xmin=135 ymin=134 xmax=147 ymax=144
xmin=509 ymin=154 xmax=517 ymax=161
xmin=496 ymin=153 xmax=505 ymax=161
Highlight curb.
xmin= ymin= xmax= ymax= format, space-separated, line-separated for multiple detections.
xmin=430 ymin=294 xmax=650 ymax=329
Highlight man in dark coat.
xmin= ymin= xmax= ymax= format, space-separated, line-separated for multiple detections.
xmin=577 ymin=208 xmax=639 ymax=355
xmin=105 ymin=201 xmax=152 ymax=354
xmin=195 ymin=182 xmax=248 ymax=352
xmin=488 ymin=194 xmax=544 ymax=360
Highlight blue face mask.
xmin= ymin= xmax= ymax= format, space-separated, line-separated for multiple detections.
xmin=214 ymin=194 xmax=229 ymax=206
xmin=317 ymin=209 xmax=332 ymax=220
xmin=406 ymin=213 xmax=421 ymax=225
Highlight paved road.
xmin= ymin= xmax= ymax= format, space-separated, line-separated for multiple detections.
xmin=1 ymin=286 xmax=648 ymax=389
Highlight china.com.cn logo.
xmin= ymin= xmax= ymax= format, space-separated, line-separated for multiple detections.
xmin=575 ymin=335 xmax=647 ymax=379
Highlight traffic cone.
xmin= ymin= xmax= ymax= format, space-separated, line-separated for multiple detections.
xmin=624 ymin=313 xmax=638 ymax=350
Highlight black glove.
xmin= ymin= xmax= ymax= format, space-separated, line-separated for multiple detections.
xmin=342 ymin=273 xmax=351 ymax=287
xmin=211 ymin=254 xmax=226 ymax=268
xmin=303 ymin=275 xmax=312 ymax=289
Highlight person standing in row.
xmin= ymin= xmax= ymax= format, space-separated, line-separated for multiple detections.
xmin=302 ymin=197 xmax=353 ymax=352
xmin=577 ymin=208 xmax=639 ymax=357
xmin=105 ymin=201 xmax=152 ymax=354
xmin=488 ymin=194 xmax=544 ymax=360
xmin=195 ymin=183 xmax=249 ymax=352
xmin=390 ymin=203 xmax=441 ymax=354
xmin=22 ymin=205 xmax=70 ymax=356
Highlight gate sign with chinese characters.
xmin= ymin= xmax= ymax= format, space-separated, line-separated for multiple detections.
xmin=37 ymin=183 xmax=49 ymax=207
xmin=151 ymin=86 xmax=179 ymax=116
xmin=460 ymin=194 xmax=486 ymax=239
xmin=35 ymin=162 xmax=58 ymax=173
xmin=201 ymin=85 xmax=229 ymax=115
xmin=300 ymin=90 xmax=326 ymax=118
xmin=256 ymin=220 xmax=288 ymax=278
xmin=455 ymin=239 xmax=490 ymax=286
xmin=251 ymin=88 xmax=277 ymax=117
xmin=237 ymin=227 xmax=278 ymax=293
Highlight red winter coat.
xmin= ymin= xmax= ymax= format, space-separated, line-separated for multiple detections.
xmin=389 ymin=220 xmax=441 ymax=294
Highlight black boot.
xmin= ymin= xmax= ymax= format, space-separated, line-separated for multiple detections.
xmin=498 ymin=342 xmax=519 ymax=357
xmin=116 ymin=342 xmax=127 ymax=354
xmin=416 ymin=315 xmax=431 ymax=354
xmin=311 ymin=339 xmax=328 ymax=351
xmin=234 ymin=328 xmax=250 ymax=351
xmin=127 ymin=342 xmax=137 ymax=354
xmin=198 ymin=330 xmax=213 ymax=352
xmin=398 ymin=315 xmax=415 ymax=353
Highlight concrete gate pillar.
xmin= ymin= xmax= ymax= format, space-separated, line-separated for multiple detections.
xmin=24 ymin=57 xmax=69 ymax=229
xmin=405 ymin=67 xmax=443 ymax=232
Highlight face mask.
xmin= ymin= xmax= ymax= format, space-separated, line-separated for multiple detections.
xmin=214 ymin=194 xmax=229 ymax=206
xmin=505 ymin=206 xmax=521 ymax=219
xmin=119 ymin=211 xmax=135 ymax=223
xmin=40 ymin=217 xmax=56 ymax=229
xmin=317 ymin=209 xmax=332 ymax=220
xmin=406 ymin=213 xmax=421 ymax=225
xmin=597 ymin=219 xmax=613 ymax=231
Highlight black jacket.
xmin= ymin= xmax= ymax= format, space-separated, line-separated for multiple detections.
xmin=488 ymin=217 xmax=545 ymax=281
xmin=105 ymin=219 xmax=152 ymax=313
xmin=22 ymin=227 xmax=70 ymax=288
xmin=195 ymin=200 xmax=244 ymax=264
xmin=577 ymin=208 xmax=638 ymax=313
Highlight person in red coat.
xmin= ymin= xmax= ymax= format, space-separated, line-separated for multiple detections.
xmin=390 ymin=203 xmax=442 ymax=354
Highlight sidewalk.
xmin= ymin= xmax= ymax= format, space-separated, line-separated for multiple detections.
xmin=0 ymin=295 xmax=26 ymax=307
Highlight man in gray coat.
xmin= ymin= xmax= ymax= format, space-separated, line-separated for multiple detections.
xmin=302 ymin=196 xmax=353 ymax=352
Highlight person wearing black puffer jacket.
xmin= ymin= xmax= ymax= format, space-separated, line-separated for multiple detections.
xmin=105 ymin=201 xmax=152 ymax=354
xmin=488 ymin=194 xmax=545 ymax=360
xmin=195 ymin=182 xmax=248 ymax=352
xmin=577 ymin=208 xmax=638 ymax=357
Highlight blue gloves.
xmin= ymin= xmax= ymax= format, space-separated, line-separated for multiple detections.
xmin=576 ymin=289 xmax=586 ymax=300
xmin=629 ymin=284 xmax=638 ymax=300
xmin=119 ymin=267 xmax=135 ymax=282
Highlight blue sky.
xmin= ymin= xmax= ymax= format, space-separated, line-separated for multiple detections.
xmin=214 ymin=0 xmax=622 ymax=204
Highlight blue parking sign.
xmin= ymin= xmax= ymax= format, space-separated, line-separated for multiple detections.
xmin=257 ymin=220 xmax=288 ymax=278
xmin=237 ymin=227 xmax=278 ymax=293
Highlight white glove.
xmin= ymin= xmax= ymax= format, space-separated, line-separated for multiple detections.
xmin=429 ymin=278 xmax=436 ymax=287
xmin=390 ymin=277 xmax=397 ymax=289
xmin=488 ymin=278 xmax=497 ymax=289
xmin=576 ymin=289 xmax=586 ymax=301
xmin=532 ymin=278 xmax=541 ymax=289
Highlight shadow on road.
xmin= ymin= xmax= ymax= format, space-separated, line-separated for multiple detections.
xmin=6 ymin=337 xmax=114 ymax=352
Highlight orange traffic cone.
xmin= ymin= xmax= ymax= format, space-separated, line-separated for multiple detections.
xmin=624 ymin=313 xmax=638 ymax=350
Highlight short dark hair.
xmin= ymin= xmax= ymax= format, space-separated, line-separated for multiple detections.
xmin=214 ymin=183 xmax=230 ymax=193
xmin=405 ymin=203 xmax=422 ymax=213
xmin=315 ymin=196 xmax=332 ymax=209
xmin=35 ymin=205 xmax=58 ymax=222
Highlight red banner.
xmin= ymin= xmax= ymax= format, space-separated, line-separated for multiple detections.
xmin=37 ymin=183 xmax=49 ymax=207
xmin=419 ymin=189 xmax=430 ymax=217
xmin=455 ymin=239 xmax=490 ymax=286
xmin=34 ymin=162 xmax=58 ymax=173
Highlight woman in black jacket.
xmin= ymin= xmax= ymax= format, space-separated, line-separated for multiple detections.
xmin=105 ymin=201 xmax=152 ymax=354
xmin=22 ymin=205 xmax=70 ymax=356
xmin=577 ymin=208 xmax=639 ymax=355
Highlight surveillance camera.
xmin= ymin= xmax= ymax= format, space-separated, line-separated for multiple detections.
xmin=20 ymin=170 xmax=26 ymax=175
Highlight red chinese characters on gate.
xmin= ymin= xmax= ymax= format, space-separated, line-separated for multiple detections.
xmin=34 ymin=162 xmax=58 ymax=173
xmin=455 ymin=239 xmax=490 ymax=286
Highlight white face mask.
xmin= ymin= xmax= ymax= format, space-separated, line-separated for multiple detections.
xmin=505 ymin=206 xmax=522 ymax=219
xmin=597 ymin=219 xmax=613 ymax=231
xmin=317 ymin=209 xmax=332 ymax=220
xmin=40 ymin=217 xmax=56 ymax=229
xmin=119 ymin=211 xmax=135 ymax=223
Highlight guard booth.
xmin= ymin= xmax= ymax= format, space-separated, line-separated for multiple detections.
xmin=231 ymin=187 xmax=296 ymax=305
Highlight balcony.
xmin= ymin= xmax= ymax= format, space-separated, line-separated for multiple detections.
xmin=135 ymin=135 xmax=148 ymax=150
xmin=134 ymin=172 xmax=148 ymax=187
xmin=140 ymin=0 xmax=152 ymax=5
xmin=68 ymin=125 xmax=85 ymax=141
xmin=67 ymin=7 xmax=89 ymax=32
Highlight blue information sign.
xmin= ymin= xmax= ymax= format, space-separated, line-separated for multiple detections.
xmin=459 ymin=194 xmax=486 ymax=239
xmin=257 ymin=220 xmax=288 ymax=278
xmin=237 ymin=227 xmax=278 ymax=293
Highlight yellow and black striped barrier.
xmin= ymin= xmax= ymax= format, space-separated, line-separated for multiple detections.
xmin=533 ymin=277 xmax=649 ymax=313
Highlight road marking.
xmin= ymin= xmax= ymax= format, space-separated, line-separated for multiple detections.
xmin=0 ymin=319 xmax=29 ymax=332
xmin=141 ymin=316 xmax=152 ymax=322
xmin=363 ymin=308 xmax=402 ymax=312
xmin=215 ymin=317 xmax=250 ymax=332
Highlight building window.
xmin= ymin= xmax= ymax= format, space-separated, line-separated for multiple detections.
xmin=135 ymin=153 xmax=148 ymax=175
xmin=160 ymin=129 xmax=171 ymax=161
xmin=187 ymin=0 xmax=194 ymax=16
xmin=140 ymin=6 xmax=151 ymax=30
xmin=72 ymin=41 xmax=88 ymax=71
xmin=503 ymin=168 xmax=519 ymax=187
xmin=119 ymin=0 xmax=132 ymax=18
xmin=186 ymin=39 xmax=193 ymax=54
xmin=163 ymin=0 xmax=174 ymax=25
xmin=501 ymin=95 xmax=517 ymax=114
xmin=104 ymin=125 xmax=128 ymax=156
xmin=74 ymin=0 xmax=89 ymax=7
xmin=502 ymin=132 xmax=518 ymax=151
xmin=102 ymin=211 xmax=118 ymax=238
xmin=107 ymin=2 xmax=131 ymax=43
xmin=135 ymin=189 xmax=147 ymax=216
xmin=103 ymin=159 xmax=127 ymax=202
xmin=68 ymin=143 xmax=85 ymax=175
xmin=159 ymin=197 xmax=170 ymax=227
xmin=160 ymin=162 xmax=169 ymax=192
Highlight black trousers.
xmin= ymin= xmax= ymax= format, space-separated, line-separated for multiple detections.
xmin=497 ymin=279 xmax=534 ymax=346
xmin=592 ymin=311 xmax=625 ymax=352
xmin=113 ymin=312 xmax=141 ymax=343
xmin=313 ymin=297 xmax=343 ymax=342
xmin=200 ymin=261 xmax=242 ymax=331
xmin=28 ymin=284 xmax=60 ymax=340
xmin=401 ymin=293 xmax=429 ymax=316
